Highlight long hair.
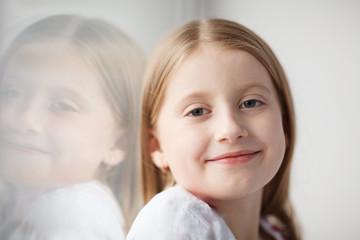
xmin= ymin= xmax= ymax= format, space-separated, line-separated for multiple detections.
xmin=141 ymin=18 xmax=300 ymax=239
xmin=0 ymin=15 xmax=144 ymax=231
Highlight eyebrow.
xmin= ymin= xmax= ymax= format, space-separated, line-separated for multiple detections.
xmin=2 ymin=74 xmax=91 ymax=107
xmin=240 ymin=83 xmax=272 ymax=94
xmin=173 ymin=92 xmax=210 ymax=113
xmin=45 ymin=87 xmax=90 ymax=113
xmin=180 ymin=92 xmax=210 ymax=101
xmin=53 ymin=88 xmax=88 ymax=105
xmin=179 ymin=83 xmax=272 ymax=101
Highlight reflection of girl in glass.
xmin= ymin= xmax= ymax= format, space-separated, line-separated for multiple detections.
xmin=0 ymin=15 xmax=143 ymax=239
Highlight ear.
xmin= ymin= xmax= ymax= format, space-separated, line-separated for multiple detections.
xmin=103 ymin=132 xmax=127 ymax=167
xmin=103 ymin=149 xmax=125 ymax=167
xmin=149 ymin=131 xmax=168 ymax=171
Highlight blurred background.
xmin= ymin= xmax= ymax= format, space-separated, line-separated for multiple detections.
xmin=1 ymin=0 xmax=359 ymax=239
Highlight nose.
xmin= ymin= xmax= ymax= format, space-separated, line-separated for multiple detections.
xmin=11 ymin=101 xmax=44 ymax=134
xmin=214 ymin=108 xmax=248 ymax=143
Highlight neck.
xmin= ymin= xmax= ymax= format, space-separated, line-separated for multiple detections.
xmin=209 ymin=190 xmax=263 ymax=240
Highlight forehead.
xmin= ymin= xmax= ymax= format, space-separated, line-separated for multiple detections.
xmin=6 ymin=40 xmax=83 ymax=71
xmin=3 ymin=40 xmax=100 ymax=89
xmin=0 ymin=40 xmax=112 ymax=112
xmin=166 ymin=44 xmax=274 ymax=95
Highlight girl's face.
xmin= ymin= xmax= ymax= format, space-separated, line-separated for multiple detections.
xmin=0 ymin=41 xmax=121 ymax=186
xmin=151 ymin=45 xmax=286 ymax=201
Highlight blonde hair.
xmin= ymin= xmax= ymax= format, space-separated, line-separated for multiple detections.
xmin=141 ymin=19 xmax=300 ymax=239
xmin=0 ymin=15 xmax=143 ymax=231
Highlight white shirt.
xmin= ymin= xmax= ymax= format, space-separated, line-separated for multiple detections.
xmin=127 ymin=185 xmax=284 ymax=240
xmin=5 ymin=180 xmax=125 ymax=240
xmin=127 ymin=185 xmax=235 ymax=240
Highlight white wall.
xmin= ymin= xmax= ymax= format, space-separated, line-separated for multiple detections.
xmin=0 ymin=0 xmax=191 ymax=54
xmin=1 ymin=1 xmax=359 ymax=239
xmin=203 ymin=1 xmax=360 ymax=239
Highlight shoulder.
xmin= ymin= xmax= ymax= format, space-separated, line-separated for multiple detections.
xmin=19 ymin=181 xmax=124 ymax=240
xmin=127 ymin=185 xmax=235 ymax=240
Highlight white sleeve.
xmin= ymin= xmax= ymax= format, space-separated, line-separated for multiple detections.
xmin=127 ymin=186 xmax=235 ymax=240
xmin=9 ymin=182 xmax=125 ymax=240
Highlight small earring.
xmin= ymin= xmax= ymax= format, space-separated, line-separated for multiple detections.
xmin=109 ymin=155 xmax=116 ymax=164
xmin=152 ymin=152 xmax=169 ymax=172
xmin=159 ymin=159 xmax=169 ymax=172
xmin=104 ymin=154 xmax=115 ymax=170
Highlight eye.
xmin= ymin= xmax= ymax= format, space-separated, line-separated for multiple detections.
xmin=49 ymin=101 xmax=78 ymax=112
xmin=240 ymin=100 xmax=263 ymax=109
xmin=187 ymin=108 xmax=210 ymax=117
xmin=0 ymin=88 xmax=23 ymax=100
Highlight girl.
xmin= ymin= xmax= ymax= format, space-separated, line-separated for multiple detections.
xmin=127 ymin=19 xmax=300 ymax=240
xmin=0 ymin=15 xmax=143 ymax=239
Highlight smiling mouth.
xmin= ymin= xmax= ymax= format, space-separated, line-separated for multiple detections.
xmin=1 ymin=139 xmax=50 ymax=155
xmin=206 ymin=150 xmax=261 ymax=165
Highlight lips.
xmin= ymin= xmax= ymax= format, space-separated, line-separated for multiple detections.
xmin=1 ymin=138 xmax=51 ymax=155
xmin=206 ymin=150 xmax=261 ymax=164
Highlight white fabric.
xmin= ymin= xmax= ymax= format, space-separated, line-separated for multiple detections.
xmin=127 ymin=185 xmax=285 ymax=240
xmin=127 ymin=185 xmax=236 ymax=240
xmin=6 ymin=180 xmax=125 ymax=240
xmin=260 ymin=217 xmax=284 ymax=240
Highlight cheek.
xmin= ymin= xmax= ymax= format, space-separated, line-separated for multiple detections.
xmin=0 ymin=103 xmax=18 ymax=129
xmin=255 ymin=111 xmax=286 ymax=172
xmin=49 ymin=119 xmax=116 ymax=175
xmin=158 ymin=123 xmax=210 ymax=185
xmin=46 ymin=132 xmax=107 ymax=183
xmin=159 ymin=123 xmax=207 ymax=161
xmin=269 ymin=114 xmax=286 ymax=157
xmin=253 ymin=107 xmax=285 ymax=147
